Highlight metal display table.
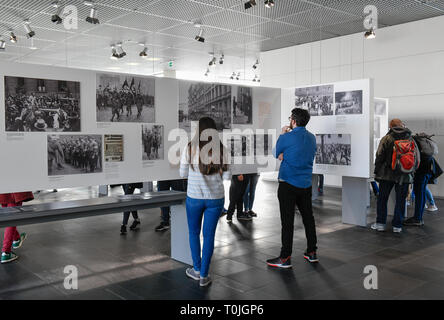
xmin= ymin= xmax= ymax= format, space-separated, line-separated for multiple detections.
xmin=0 ymin=190 xmax=192 ymax=265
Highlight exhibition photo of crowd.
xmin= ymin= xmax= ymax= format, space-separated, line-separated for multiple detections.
xmin=316 ymin=134 xmax=352 ymax=166
xmin=4 ymin=77 xmax=81 ymax=132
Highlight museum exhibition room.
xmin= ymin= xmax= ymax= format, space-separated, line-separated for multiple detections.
xmin=1 ymin=0 xmax=444 ymax=307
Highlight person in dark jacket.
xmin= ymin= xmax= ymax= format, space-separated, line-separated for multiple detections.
xmin=371 ymin=119 xmax=418 ymax=233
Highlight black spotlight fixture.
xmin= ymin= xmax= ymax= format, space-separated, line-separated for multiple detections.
xmin=219 ymin=54 xmax=224 ymax=65
xmin=110 ymin=45 xmax=119 ymax=60
xmin=51 ymin=1 xmax=63 ymax=24
xmin=204 ymin=68 xmax=210 ymax=77
xmin=230 ymin=72 xmax=236 ymax=80
xmin=116 ymin=43 xmax=126 ymax=58
xmin=139 ymin=46 xmax=148 ymax=58
xmin=23 ymin=20 xmax=35 ymax=39
xmin=85 ymin=1 xmax=99 ymax=25
xmin=364 ymin=28 xmax=376 ymax=39
xmin=244 ymin=0 xmax=257 ymax=10
xmin=208 ymin=56 xmax=217 ymax=67
xmin=9 ymin=30 xmax=17 ymax=43
xmin=195 ymin=29 xmax=205 ymax=43
xmin=236 ymin=72 xmax=241 ymax=81
xmin=253 ymin=59 xmax=259 ymax=69
xmin=0 ymin=39 xmax=6 ymax=51
xmin=264 ymin=0 xmax=274 ymax=8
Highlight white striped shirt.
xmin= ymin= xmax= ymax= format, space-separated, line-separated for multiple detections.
xmin=179 ymin=146 xmax=231 ymax=200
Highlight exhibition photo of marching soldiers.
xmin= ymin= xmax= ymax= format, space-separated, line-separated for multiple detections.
xmin=316 ymin=134 xmax=352 ymax=166
xmin=48 ymin=135 xmax=103 ymax=176
xmin=142 ymin=124 xmax=164 ymax=161
xmin=96 ymin=73 xmax=155 ymax=123
xmin=4 ymin=77 xmax=81 ymax=132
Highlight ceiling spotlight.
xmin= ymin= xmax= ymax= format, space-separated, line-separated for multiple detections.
xmin=86 ymin=6 xmax=99 ymax=24
xmin=195 ymin=29 xmax=205 ymax=43
xmin=116 ymin=43 xmax=126 ymax=58
xmin=236 ymin=72 xmax=241 ymax=81
xmin=244 ymin=0 xmax=257 ymax=9
xmin=51 ymin=1 xmax=63 ymax=24
xmin=253 ymin=75 xmax=258 ymax=82
xmin=219 ymin=54 xmax=224 ymax=65
xmin=23 ymin=20 xmax=35 ymax=39
xmin=364 ymin=28 xmax=376 ymax=39
xmin=9 ymin=30 xmax=17 ymax=43
xmin=139 ymin=47 xmax=148 ymax=58
xmin=264 ymin=0 xmax=275 ymax=8
xmin=110 ymin=46 xmax=119 ymax=60
xmin=0 ymin=39 xmax=6 ymax=51
xmin=253 ymin=59 xmax=259 ymax=69
xmin=204 ymin=68 xmax=210 ymax=77
xmin=230 ymin=72 xmax=236 ymax=80
xmin=208 ymin=56 xmax=217 ymax=67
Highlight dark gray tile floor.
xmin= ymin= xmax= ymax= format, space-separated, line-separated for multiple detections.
xmin=1 ymin=180 xmax=444 ymax=300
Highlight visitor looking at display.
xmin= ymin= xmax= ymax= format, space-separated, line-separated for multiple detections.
xmin=372 ymin=119 xmax=419 ymax=233
xmin=267 ymin=107 xmax=318 ymax=269
xmin=180 ymin=117 xmax=231 ymax=287
xmin=243 ymin=173 xmax=259 ymax=217
xmin=226 ymin=174 xmax=252 ymax=222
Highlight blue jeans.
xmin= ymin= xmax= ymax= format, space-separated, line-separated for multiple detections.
xmin=376 ymin=180 xmax=409 ymax=228
xmin=186 ymin=197 xmax=224 ymax=278
xmin=413 ymin=173 xmax=432 ymax=221
xmin=243 ymin=174 xmax=259 ymax=211
xmin=425 ymin=186 xmax=435 ymax=206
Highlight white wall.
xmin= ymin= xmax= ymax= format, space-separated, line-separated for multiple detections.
xmin=261 ymin=15 xmax=444 ymax=197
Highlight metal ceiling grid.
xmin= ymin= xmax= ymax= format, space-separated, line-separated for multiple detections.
xmin=274 ymin=29 xmax=337 ymax=46
xmin=231 ymin=0 xmax=319 ymax=20
xmin=200 ymin=8 xmax=269 ymax=30
xmin=108 ymin=11 xmax=184 ymax=32
xmin=140 ymin=0 xmax=222 ymax=22
xmin=159 ymin=22 xmax=227 ymax=40
xmin=240 ymin=20 xmax=309 ymax=38
xmin=205 ymin=31 xmax=267 ymax=46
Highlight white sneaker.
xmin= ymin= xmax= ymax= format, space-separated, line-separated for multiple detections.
xmin=371 ymin=223 xmax=386 ymax=231
xmin=425 ymin=204 xmax=429 ymax=209
xmin=393 ymin=227 xmax=402 ymax=233
xmin=426 ymin=205 xmax=438 ymax=212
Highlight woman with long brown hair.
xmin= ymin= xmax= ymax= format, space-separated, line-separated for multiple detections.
xmin=179 ymin=117 xmax=230 ymax=287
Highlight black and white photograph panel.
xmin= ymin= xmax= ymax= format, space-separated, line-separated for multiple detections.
xmin=316 ymin=134 xmax=351 ymax=166
xmin=233 ymin=86 xmax=253 ymax=124
xmin=96 ymin=73 xmax=155 ymax=123
xmin=375 ymin=99 xmax=387 ymax=116
xmin=142 ymin=124 xmax=164 ymax=161
xmin=294 ymin=85 xmax=334 ymax=116
xmin=228 ymin=135 xmax=251 ymax=159
xmin=254 ymin=134 xmax=273 ymax=156
xmin=179 ymin=81 xmax=231 ymax=132
xmin=48 ymin=135 xmax=103 ymax=176
xmin=5 ymin=76 xmax=81 ymax=132
xmin=104 ymin=134 xmax=124 ymax=162
xmin=335 ymin=90 xmax=363 ymax=115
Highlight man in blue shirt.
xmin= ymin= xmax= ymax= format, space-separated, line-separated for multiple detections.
xmin=267 ymin=108 xmax=319 ymax=269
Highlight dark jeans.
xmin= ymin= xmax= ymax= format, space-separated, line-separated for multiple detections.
xmin=376 ymin=180 xmax=409 ymax=228
xmin=158 ymin=179 xmax=187 ymax=223
xmin=243 ymin=173 xmax=259 ymax=211
xmin=318 ymin=174 xmax=324 ymax=190
xmin=227 ymin=175 xmax=249 ymax=217
xmin=278 ymin=182 xmax=317 ymax=257
xmin=413 ymin=173 xmax=432 ymax=221
xmin=122 ymin=184 xmax=138 ymax=225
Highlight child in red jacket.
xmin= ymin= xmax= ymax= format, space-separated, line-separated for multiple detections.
xmin=0 ymin=192 xmax=34 ymax=264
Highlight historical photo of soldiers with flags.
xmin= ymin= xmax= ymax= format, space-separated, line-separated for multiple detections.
xmin=316 ymin=134 xmax=351 ymax=166
xmin=96 ymin=73 xmax=155 ymax=123
xmin=179 ymin=81 xmax=231 ymax=132
xmin=294 ymin=85 xmax=334 ymax=116
xmin=4 ymin=76 xmax=81 ymax=132
xmin=48 ymin=134 xmax=103 ymax=176
xmin=233 ymin=86 xmax=253 ymax=124
xmin=142 ymin=124 xmax=164 ymax=161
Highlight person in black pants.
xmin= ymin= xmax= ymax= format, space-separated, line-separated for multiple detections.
xmin=155 ymin=179 xmax=187 ymax=231
xmin=226 ymin=174 xmax=252 ymax=222
xmin=120 ymin=183 xmax=142 ymax=235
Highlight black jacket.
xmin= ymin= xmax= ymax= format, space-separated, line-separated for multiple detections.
xmin=374 ymin=126 xmax=417 ymax=184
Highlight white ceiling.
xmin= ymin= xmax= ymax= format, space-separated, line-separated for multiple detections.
xmin=0 ymin=0 xmax=443 ymax=83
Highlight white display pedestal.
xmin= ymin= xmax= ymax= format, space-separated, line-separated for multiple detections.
xmin=170 ymin=203 xmax=193 ymax=265
xmin=342 ymin=177 xmax=369 ymax=226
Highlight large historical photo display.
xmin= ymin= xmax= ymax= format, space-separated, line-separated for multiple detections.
xmin=96 ymin=73 xmax=155 ymax=123
xmin=227 ymin=135 xmax=251 ymax=160
xmin=335 ymin=90 xmax=363 ymax=115
xmin=142 ymin=124 xmax=164 ymax=161
xmin=316 ymin=134 xmax=351 ymax=166
xmin=5 ymin=76 xmax=81 ymax=132
xmin=254 ymin=134 xmax=272 ymax=156
xmin=179 ymin=81 xmax=231 ymax=131
xmin=294 ymin=85 xmax=334 ymax=116
xmin=104 ymin=134 xmax=124 ymax=162
xmin=48 ymin=135 xmax=103 ymax=176
xmin=233 ymin=86 xmax=252 ymax=124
